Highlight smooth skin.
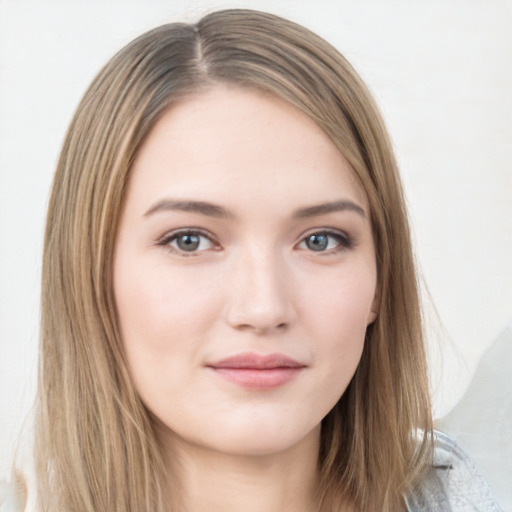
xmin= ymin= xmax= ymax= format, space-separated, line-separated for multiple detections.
xmin=114 ymin=86 xmax=377 ymax=512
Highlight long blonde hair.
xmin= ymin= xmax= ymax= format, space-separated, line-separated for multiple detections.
xmin=36 ymin=9 xmax=432 ymax=512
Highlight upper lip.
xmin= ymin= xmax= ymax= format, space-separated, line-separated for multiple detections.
xmin=207 ymin=352 xmax=306 ymax=369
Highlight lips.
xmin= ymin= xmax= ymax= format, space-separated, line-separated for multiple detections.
xmin=206 ymin=353 xmax=306 ymax=389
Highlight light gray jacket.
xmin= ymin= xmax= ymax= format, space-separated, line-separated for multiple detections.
xmin=406 ymin=431 xmax=503 ymax=511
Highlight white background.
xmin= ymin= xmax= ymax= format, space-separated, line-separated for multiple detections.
xmin=1 ymin=0 xmax=511 ymax=508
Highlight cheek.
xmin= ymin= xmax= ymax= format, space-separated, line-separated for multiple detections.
xmin=303 ymin=262 xmax=376 ymax=334
xmin=302 ymin=264 xmax=376 ymax=382
xmin=113 ymin=260 xmax=222 ymax=390
xmin=116 ymin=260 xmax=219 ymax=337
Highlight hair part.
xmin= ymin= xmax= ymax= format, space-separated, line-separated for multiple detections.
xmin=36 ymin=9 xmax=432 ymax=512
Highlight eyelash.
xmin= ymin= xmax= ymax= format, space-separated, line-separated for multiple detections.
xmin=156 ymin=228 xmax=354 ymax=256
xmin=298 ymin=229 xmax=354 ymax=254
xmin=157 ymin=228 xmax=220 ymax=257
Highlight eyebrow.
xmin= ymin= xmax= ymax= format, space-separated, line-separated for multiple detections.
xmin=293 ymin=200 xmax=366 ymax=219
xmin=143 ymin=198 xmax=366 ymax=219
xmin=144 ymin=199 xmax=233 ymax=218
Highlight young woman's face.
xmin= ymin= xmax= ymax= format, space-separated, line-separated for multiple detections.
xmin=114 ymin=86 xmax=377 ymax=457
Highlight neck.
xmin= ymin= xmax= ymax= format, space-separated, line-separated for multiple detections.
xmin=163 ymin=427 xmax=321 ymax=512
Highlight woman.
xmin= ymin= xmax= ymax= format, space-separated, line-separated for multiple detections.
xmin=4 ymin=8 xmax=501 ymax=512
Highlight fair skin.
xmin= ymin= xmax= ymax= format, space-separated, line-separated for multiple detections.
xmin=114 ymin=85 xmax=377 ymax=512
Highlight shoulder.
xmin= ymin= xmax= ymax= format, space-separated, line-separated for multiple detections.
xmin=405 ymin=430 xmax=503 ymax=512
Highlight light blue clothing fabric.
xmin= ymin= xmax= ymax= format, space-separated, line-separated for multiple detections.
xmin=406 ymin=431 xmax=503 ymax=511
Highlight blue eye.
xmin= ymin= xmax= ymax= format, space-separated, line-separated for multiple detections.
xmin=174 ymin=234 xmax=202 ymax=251
xmin=299 ymin=231 xmax=352 ymax=252
xmin=160 ymin=230 xmax=216 ymax=254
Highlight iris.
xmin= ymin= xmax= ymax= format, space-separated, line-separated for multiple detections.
xmin=305 ymin=234 xmax=329 ymax=251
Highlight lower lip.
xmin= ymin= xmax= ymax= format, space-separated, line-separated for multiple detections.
xmin=209 ymin=367 xmax=303 ymax=389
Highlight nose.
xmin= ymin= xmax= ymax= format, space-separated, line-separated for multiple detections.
xmin=224 ymin=247 xmax=296 ymax=334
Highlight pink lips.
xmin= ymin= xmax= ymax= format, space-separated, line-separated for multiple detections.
xmin=207 ymin=353 xmax=306 ymax=389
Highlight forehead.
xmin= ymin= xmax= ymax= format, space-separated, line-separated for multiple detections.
xmin=127 ymin=85 xmax=368 ymax=215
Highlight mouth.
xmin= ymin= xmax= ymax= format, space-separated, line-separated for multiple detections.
xmin=206 ymin=353 xmax=306 ymax=389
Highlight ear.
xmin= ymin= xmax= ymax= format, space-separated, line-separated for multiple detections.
xmin=367 ymin=287 xmax=380 ymax=325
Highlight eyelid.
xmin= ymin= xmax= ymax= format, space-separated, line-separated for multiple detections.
xmin=296 ymin=228 xmax=354 ymax=252
xmin=156 ymin=228 xmax=220 ymax=254
xmin=156 ymin=227 xmax=354 ymax=255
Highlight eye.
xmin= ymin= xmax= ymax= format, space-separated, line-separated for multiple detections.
xmin=298 ymin=231 xmax=352 ymax=253
xmin=158 ymin=230 xmax=217 ymax=255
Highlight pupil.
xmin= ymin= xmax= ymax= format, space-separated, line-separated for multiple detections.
xmin=177 ymin=234 xmax=200 ymax=251
xmin=307 ymin=234 xmax=328 ymax=251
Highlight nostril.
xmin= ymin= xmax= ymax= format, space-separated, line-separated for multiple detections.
xmin=258 ymin=322 xmax=289 ymax=334
xmin=233 ymin=321 xmax=289 ymax=334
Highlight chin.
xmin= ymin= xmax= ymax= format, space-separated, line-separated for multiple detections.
xmin=172 ymin=420 xmax=322 ymax=459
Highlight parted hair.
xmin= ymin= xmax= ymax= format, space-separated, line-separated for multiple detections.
xmin=35 ymin=9 xmax=433 ymax=512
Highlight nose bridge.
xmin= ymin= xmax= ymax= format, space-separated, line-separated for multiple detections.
xmin=226 ymin=242 xmax=294 ymax=332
